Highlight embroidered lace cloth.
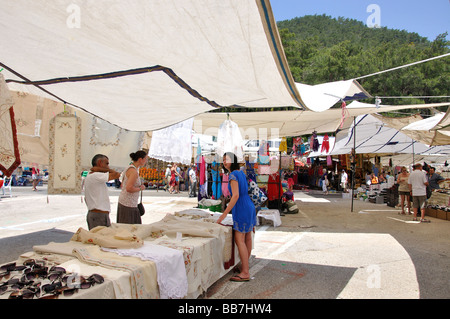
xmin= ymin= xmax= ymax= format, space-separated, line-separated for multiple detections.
xmin=148 ymin=118 xmax=193 ymax=165
xmin=103 ymin=242 xmax=188 ymax=299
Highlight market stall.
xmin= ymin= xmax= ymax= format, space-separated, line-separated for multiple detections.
xmin=426 ymin=172 xmax=450 ymax=221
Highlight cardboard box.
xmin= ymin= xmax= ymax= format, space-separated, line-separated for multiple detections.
xmin=425 ymin=208 xmax=450 ymax=221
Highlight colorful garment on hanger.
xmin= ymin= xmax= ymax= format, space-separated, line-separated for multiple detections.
xmin=300 ymin=144 xmax=306 ymax=156
xmin=199 ymin=156 xmax=206 ymax=185
xmin=245 ymin=160 xmax=256 ymax=182
xmin=293 ymin=137 xmax=302 ymax=156
xmin=279 ymin=137 xmax=287 ymax=152
xmin=311 ymin=131 xmax=320 ymax=152
xmin=211 ymin=161 xmax=221 ymax=199
xmin=326 ymin=155 xmax=332 ymax=166
xmin=321 ymin=134 xmax=330 ymax=153
xmin=221 ymin=173 xmax=231 ymax=197
xmin=258 ymin=140 xmax=269 ymax=156
xmin=267 ymin=173 xmax=281 ymax=201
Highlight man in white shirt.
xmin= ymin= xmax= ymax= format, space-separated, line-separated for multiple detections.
xmin=164 ymin=164 xmax=171 ymax=191
xmin=189 ymin=164 xmax=197 ymax=198
xmin=84 ymin=154 xmax=120 ymax=230
xmin=341 ymin=170 xmax=348 ymax=192
xmin=408 ymin=163 xmax=430 ymax=223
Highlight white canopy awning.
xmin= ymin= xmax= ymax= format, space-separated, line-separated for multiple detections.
xmin=193 ymin=101 xmax=450 ymax=138
xmin=295 ymin=80 xmax=371 ymax=112
xmin=329 ymin=113 xmax=450 ymax=159
xmin=401 ymin=109 xmax=450 ymax=146
xmin=0 ymin=0 xmax=311 ymax=132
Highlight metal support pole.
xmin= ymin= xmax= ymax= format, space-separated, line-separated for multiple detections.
xmin=351 ymin=117 xmax=356 ymax=212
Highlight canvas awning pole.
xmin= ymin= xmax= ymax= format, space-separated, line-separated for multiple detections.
xmin=351 ymin=116 xmax=356 ymax=212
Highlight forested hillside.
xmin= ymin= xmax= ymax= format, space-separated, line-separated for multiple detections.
xmin=277 ymin=14 xmax=449 ymax=113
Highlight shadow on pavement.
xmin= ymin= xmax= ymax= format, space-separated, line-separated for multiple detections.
xmin=0 ymin=228 xmax=74 ymax=264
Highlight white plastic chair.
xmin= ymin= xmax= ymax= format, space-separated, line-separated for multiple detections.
xmin=1 ymin=177 xmax=12 ymax=197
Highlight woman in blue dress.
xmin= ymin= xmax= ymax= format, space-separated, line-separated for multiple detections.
xmin=217 ymin=152 xmax=256 ymax=282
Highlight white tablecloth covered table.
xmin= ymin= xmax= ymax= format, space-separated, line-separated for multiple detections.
xmin=1 ymin=213 xmax=237 ymax=299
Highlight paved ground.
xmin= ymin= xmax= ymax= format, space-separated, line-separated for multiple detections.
xmin=1 ymin=185 xmax=449 ymax=299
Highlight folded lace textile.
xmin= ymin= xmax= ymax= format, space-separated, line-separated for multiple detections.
xmin=71 ymin=225 xmax=145 ymax=249
xmin=103 ymin=242 xmax=188 ymax=299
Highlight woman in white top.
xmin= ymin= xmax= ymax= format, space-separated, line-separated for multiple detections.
xmin=117 ymin=150 xmax=148 ymax=224
xmin=396 ymin=166 xmax=411 ymax=215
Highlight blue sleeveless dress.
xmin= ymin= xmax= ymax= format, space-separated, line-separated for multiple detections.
xmin=228 ymin=170 xmax=256 ymax=233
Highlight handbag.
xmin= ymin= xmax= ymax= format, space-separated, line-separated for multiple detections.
xmin=137 ymin=189 xmax=145 ymax=216
xmin=248 ymin=179 xmax=268 ymax=207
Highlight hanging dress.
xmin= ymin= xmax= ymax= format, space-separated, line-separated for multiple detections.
xmin=312 ymin=132 xmax=320 ymax=152
xmin=245 ymin=160 xmax=256 ymax=182
xmin=222 ymin=173 xmax=231 ymax=197
xmin=321 ymin=134 xmax=330 ymax=153
xmin=267 ymin=172 xmax=281 ymax=201
xmin=211 ymin=161 xmax=222 ymax=199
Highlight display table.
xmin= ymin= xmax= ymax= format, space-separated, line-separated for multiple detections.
xmin=426 ymin=189 xmax=449 ymax=221
xmin=0 ymin=213 xmax=238 ymax=299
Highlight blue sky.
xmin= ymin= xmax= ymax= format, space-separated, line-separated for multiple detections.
xmin=270 ymin=0 xmax=450 ymax=41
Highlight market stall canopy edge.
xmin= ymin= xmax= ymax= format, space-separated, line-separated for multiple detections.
xmin=0 ymin=0 xmax=313 ymax=132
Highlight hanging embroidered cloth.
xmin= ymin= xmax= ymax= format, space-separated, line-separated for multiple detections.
xmin=148 ymin=118 xmax=194 ymax=165
xmin=0 ymin=74 xmax=21 ymax=176
xmin=216 ymin=119 xmax=244 ymax=161
xmin=48 ymin=112 xmax=81 ymax=194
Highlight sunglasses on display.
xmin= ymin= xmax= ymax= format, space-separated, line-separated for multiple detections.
xmin=0 ymin=260 xmax=105 ymax=299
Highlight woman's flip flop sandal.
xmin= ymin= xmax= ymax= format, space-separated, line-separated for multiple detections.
xmin=230 ymin=275 xmax=250 ymax=282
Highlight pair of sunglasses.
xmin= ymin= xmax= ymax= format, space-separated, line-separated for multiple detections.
xmin=37 ymin=283 xmax=80 ymax=299
xmin=47 ymin=266 xmax=66 ymax=281
xmin=8 ymin=288 xmax=37 ymax=299
xmin=23 ymin=268 xmax=48 ymax=281
xmin=22 ymin=259 xmax=46 ymax=268
xmin=63 ymin=273 xmax=104 ymax=289
xmin=0 ymin=263 xmax=31 ymax=279
xmin=0 ymin=276 xmax=35 ymax=289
